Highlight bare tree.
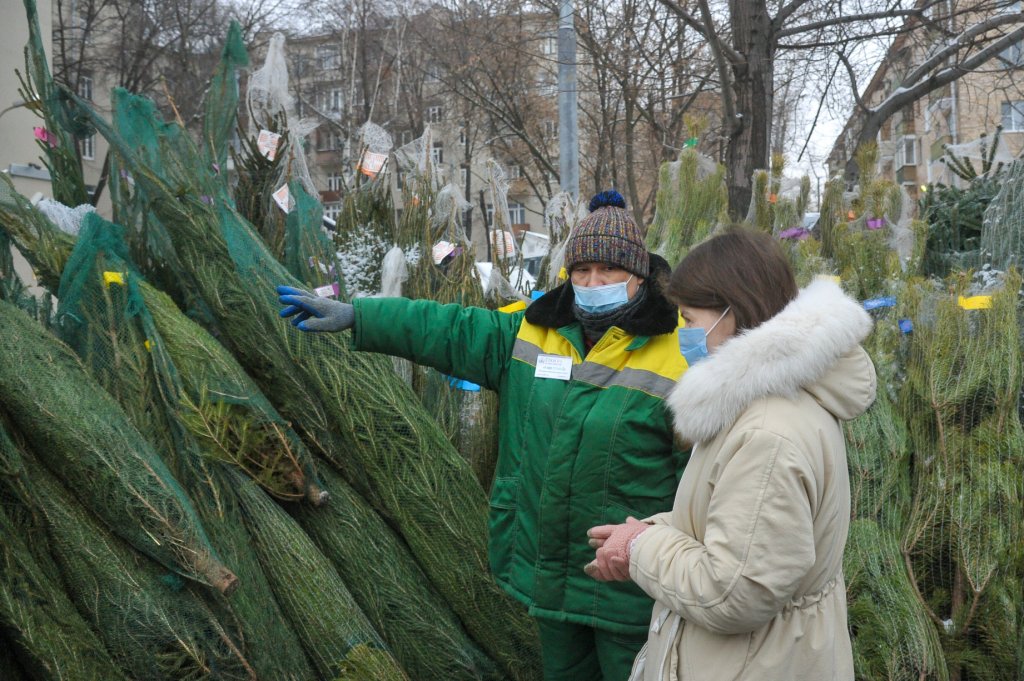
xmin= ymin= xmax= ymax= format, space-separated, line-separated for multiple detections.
xmin=655 ymin=0 xmax=1023 ymax=215
xmin=49 ymin=0 xmax=290 ymax=203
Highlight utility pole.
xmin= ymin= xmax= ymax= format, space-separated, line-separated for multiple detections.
xmin=558 ymin=0 xmax=579 ymax=201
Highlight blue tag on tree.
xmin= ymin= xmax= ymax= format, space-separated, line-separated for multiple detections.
xmin=862 ymin=296 xmax=897 ymax=311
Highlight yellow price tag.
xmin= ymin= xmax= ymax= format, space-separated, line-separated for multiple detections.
xmin=498 ymin=300 xmax=528 ymax=314
xmin=958 ymin=295 xmax=992 ymax=310
xmin=103 ymin=271 xmax=126 ymax=287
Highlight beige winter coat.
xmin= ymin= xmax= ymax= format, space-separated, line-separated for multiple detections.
xmin=627 ymin=279 xmax=876 ymax=681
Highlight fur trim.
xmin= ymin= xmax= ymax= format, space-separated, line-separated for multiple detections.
xmin=667 ymin=279 xmax=872 ymax=443
xmin=525 ymin=253 xmax=677 ymax=337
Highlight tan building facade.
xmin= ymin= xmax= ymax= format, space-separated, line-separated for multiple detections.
xmin=828 ymin=10 xmax=1024 ymax=201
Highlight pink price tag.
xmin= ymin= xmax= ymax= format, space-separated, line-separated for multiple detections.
xmin=431 ymin=240 xmax=456 ymax=264
xmin=257 ymin=130 xmax=282 ymax=161
xmin=314 ymin=284 xmax=338 ymax=298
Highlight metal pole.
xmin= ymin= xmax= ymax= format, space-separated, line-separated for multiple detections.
xmin=558 ymin=0 xmax=579 ymax=201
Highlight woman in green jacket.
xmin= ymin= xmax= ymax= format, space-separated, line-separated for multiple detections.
xmin=277 ymin=190 xmax=688 ymax=680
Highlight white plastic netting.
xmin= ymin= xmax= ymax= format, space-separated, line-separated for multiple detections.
xmin=942 ymin=134 xmax=1014 ymax=177
xmin=541 ymin=192 xmax=587 ymax=288
xmin=34 ymin=198 xmax=95 ymax=236
xmin=247 ymin=32 xmax=318 ymax=195
xmin=979 ymin=161 xmax=1024 ymax=270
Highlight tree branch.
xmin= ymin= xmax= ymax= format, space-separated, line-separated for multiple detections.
xmin=836 ymin=50 xmax=870 ymax=114
xmin=774 ymin=0 xmax=815 ymax=31
xmin=778 ymin=9 xmax=923 ymax=39
xmin=656 ymin=0 xmax=746 ymax=64
xmin=902 ymin=13 xmax=1024 ymax=86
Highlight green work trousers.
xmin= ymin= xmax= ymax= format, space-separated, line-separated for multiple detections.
xmin=536 ymin=617 xmax=647 ymax=681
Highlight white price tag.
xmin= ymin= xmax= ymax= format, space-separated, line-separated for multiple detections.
xmin=257 ymin=130 xmax=282 ymax=161
xmin=314 ymin=284 xmax=336 ymax=298
xmin=431 ymin=240 xmax=456 ymax=264
xmin=534 ymin=354 xmax=573 ymax=380
xmin=272 ymin=184 xmax=292 ymax=213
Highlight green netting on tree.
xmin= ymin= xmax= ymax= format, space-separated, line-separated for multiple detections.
xmin=979 ymin=160 xmax=1024 ymax=272
xmin=0 ymin=298 xmax=235 ymax=593
xmin=291 ymin=463 xmax=503 ymax=680
xmin=6 ymin=453 xmax=255 ymax=680
xmin=87 ymin=87 xmax=542 ymax=680
xmin=49 ymin=214 xmax=318 ymax=678
xmin=844 ymin=391 xmax=949 ymax=681
xmin=900 ymin=271 xmax=1024 ymax=679
xmin=57 ymin=212 xmax=325 ymax=504
xmin=0 ymin=424 xmax=129 ymax=681
xmin=283 ymin=180 xmax=338 ymax=290
xmin=232 ymin=475 xmax=407 ymax=680
xmin=184 ymin=462 xmax=318 ymax=681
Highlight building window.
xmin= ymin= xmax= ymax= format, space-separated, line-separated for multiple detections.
xmin=431 ymin=141 xmax=444 ymax=165
xmin=507 ymin=164 xmax=522 ymax=179
xmin=327 ymin=172 xmax=344 ymax=192
xmin=78 ymin=75 xmax=93 ymax=101
xmin=509 ymin=201 xmax=526 ymax=224
xmin=424 ymin=63 xmax=441 ymax=83
xmin=426 ymin=105 xmax=443 ymax=123
xmin=458 ymin=127 xmax=467 ymax=145
xmin=81 ymin=134 xmax=95 ymax=160
xmin=485 ymin=203 xmax=494 ymax=226
xmin=317 ymin=46 xmax=341 ymax=70
xmin=542 ymin=35 xmax=557 ymax=56
xmin=324 ymin=202 xmax=342 ymax=220
xmin=895 ymin=135 xmax=917 ymax=167
xmin=1000 ymin=40 xmax=1024 ymax=67
xmin=319 ymin=129 xmax=343 ymax=151
xmin=320 ymin=89 xmax=343 ymax=113
xmin=460 ymin=166 xmax=469 ymax=187
xmin=544 ymin=120 xmax=556 ymax=138
xmin=1002 ymin=101 xmax=1024 ymax=131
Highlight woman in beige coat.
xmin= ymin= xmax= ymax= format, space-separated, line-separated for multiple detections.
xmin=585 ymin=228 xmax=876 ymax=681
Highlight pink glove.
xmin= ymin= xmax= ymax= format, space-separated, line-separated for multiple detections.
xmin=584 ymin=516 xmax=649 ymax=582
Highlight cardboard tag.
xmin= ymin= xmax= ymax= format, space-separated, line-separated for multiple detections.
xmin=257 ymin=130 xmax=282 ymax=161
xmin=272 ymin=184 xmax=292 ymax=213
xmin=432 ymin=240 xmax=456 ymax=264
xmin=314 ymin=284 xmax=338 ymax=298
xmin=534 ymin=354 xmax=572 ymax=380
xmin=358 ymin=150 xmax=388 ymax=177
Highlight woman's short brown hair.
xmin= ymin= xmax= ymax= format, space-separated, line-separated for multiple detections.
xmin=668 ymin=226 xmax=798 ymax=331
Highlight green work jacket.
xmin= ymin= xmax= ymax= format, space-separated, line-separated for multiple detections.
xmin=351 ymin=255 xmax=689 ymax=634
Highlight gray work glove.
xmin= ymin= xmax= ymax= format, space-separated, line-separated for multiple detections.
xmin=276 ymin=285 xmax=355 ymax=332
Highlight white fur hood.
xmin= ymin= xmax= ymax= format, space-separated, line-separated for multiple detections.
xmin=667 ymin=279 xmax=876 ymax=444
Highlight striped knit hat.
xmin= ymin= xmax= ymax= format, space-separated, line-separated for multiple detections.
xmin=565 ymin=190 xmax=649 ymax=277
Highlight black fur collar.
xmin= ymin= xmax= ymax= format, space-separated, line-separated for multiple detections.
xmin=525 ymin=253 xmax=678 ymax=337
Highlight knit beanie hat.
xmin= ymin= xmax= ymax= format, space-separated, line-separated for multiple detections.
xmin=565 ymin=190 xmax=649 ymax=278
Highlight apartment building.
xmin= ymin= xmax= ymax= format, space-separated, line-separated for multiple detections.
xmin=827 ymin=4 xmax=1024 ymax=201
xmin=275 ymin=16 xmax=561 ymax=264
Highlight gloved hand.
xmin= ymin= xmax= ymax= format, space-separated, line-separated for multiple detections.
xmin=276 ymin=285 xmax=355 ymax=332
xmin=584 ymin=516 xmax=650 ymax=582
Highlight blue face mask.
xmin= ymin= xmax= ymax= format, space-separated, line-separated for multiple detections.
xmin=678 ymin=307 xmax=731 ymax=366
xmin=573 ymin=275 xmax=633 ymax=313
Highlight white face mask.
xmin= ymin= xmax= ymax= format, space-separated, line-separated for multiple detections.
xmin=572 ymin=275 xmax=634 ymax=313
